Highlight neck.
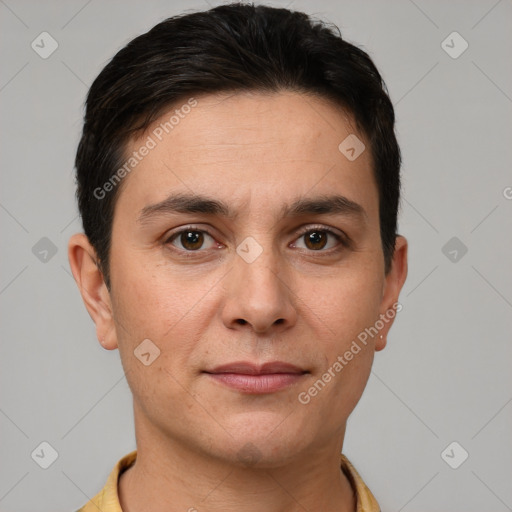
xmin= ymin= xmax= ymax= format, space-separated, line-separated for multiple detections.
xmin=119 ymin=410 xmax=356 ymax=512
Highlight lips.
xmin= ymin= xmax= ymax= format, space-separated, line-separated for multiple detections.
xmin=205 ymin=361 xmax=307 ymax=375
xmin=203 ymin=361 xmax=309 ymax=394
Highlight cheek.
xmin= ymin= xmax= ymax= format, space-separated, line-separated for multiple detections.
xmin=112 ymin=281 xmax=204 ymax=419
xmin=329 ymin=350 xmax=374 ymax=419
xmin=303 ymin=268 xmax=383 ymax=346
xmin=110 ymin=259 xmax=220 ymax=386
xmin=111 ymin=251 xmax=201 ymax=335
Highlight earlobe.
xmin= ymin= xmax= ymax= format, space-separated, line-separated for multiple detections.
xmin=376 ymin=235 xmax=408 ymax=351
xmin=375 ymin=334 xmax=387 ymax=351
xmin=67 ymin=233 xmax=118 ymax=350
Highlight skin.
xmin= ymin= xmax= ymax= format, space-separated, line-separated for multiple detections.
xmin=69 ymin=90 xmax=407 ymax=512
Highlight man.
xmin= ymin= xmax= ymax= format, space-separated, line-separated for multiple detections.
xmin=69 ymin=3 xmax=407 ymax=511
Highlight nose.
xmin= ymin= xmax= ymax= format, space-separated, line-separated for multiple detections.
xmin=220 ymin=247 xmax=298 ymax=335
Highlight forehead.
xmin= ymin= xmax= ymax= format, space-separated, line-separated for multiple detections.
xmin=116 ymin=91 xmax=378 ymax=222
xmin=141 ymin=91 xmax=360 ymax=161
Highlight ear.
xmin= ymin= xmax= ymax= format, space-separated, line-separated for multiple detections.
xmin=68 ymin=233 xmax=118 ymax=350
xmin=375 ymin=235 xmax=408 ymax=351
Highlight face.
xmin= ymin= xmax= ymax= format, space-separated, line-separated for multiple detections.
xmin=70 ymin=91 xmax=407 ymax=467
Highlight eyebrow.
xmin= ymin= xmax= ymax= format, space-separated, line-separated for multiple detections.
xmin=137 ymin=192 xmax=367 ymax=225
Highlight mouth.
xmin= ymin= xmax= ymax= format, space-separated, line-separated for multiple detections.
xmin=203 ymin=361 xmax=309 ymax=394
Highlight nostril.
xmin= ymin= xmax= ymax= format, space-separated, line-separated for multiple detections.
xmin=236 ymin=319 xmax=247 ymax=325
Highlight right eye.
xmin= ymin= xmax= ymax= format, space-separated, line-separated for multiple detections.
xmin=165 ymin=227 xmax=218 ymax=252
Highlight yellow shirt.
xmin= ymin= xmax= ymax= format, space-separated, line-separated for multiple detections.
xmin=76 ymin=450 xmax=380 ymax=512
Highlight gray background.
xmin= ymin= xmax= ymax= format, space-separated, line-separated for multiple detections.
xmin=1 ymin=0 xmax=511 ymax=510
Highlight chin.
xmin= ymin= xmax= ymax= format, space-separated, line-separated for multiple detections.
xmin=211 ymin=413 xmax=312 ymax=468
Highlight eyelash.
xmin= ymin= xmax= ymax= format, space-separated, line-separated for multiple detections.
xmin=164 ymin=224 xmax=350 ymax=256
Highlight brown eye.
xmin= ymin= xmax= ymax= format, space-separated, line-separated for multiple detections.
xmin=180 ymin=231 xmax=204 ymax=250
xmin=304 ymin=231 xmax=328 ymax=250
xmin=167 ymin=229 xmax=216 ymax=252
xmin=293 ymin=228 xmax=343 ymax=252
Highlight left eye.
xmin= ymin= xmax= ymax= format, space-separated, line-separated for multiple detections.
xmin=292 ymin=229 xmax=342 ymax=251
